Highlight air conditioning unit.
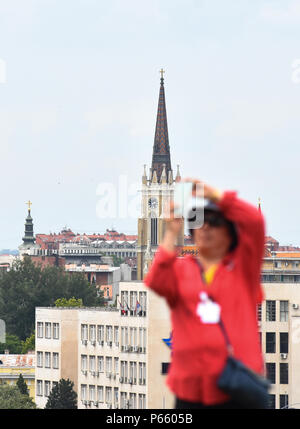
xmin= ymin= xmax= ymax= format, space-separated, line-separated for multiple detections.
xmin=128 ymin=378 xmax=133 ymax=384
xmin=94 ymin=401 xmax=99 ymax=407
xmin=293 ymin=304 xmax=299 ymax=309
xmin=81 ymin=370 xmax=87 ymax=376
xmin=119 ymin=377 xmax=124 ymax=383
xmin=107 ymin=372 xmax=112 ymax=379
xmin=82 ymin=340 xmax=88 ymax=346
xmin=138 ymin=347 xmax=143 ymax=353
xmin=281 ymin=353 xmax=288 ymax=359
xmin=133 ymin=346 xmax=138 ymax=352
xmin=91 ymin=371 xmax=96 ymax=376
xmin=83 ymin=400 xmax=88 ymax=406
xmin=90 ymin=340 xmax=96 ymax=346
xmin=107 ymin=341 xmax=112 ymax=347
xmin=124 ymin=346 xmax=129 ymax=352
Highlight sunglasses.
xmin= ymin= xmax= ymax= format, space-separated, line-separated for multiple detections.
xmin=203 ymin=212 xmax=229 ymax=228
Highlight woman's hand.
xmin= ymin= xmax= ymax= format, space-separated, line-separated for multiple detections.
xmin=181 ymin=178 xmax=223 ymax=202
xmin=161 ymin=200 xmax=183 ymax=253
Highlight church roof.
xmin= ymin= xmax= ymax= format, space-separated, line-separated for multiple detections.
xmin=151 ymin=70 xmax=172 ymax=183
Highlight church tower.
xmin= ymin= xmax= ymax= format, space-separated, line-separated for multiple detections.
xmin=137 ymin=70 xmax=183 ymax=280
xmin=19 ymin=201 xmax=40 ymax=255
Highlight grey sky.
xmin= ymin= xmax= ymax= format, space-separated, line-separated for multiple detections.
xmin=0 ymin=0 xmax=300 ymax=248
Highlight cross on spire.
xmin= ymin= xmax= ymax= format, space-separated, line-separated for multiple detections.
xmin=160 ymin=68 xmax=165 ymax=80
xmin=26 ymin=200 xmax=32 ymax=212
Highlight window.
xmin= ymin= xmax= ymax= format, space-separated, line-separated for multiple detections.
xmin=44 ymin=381 xmax=51 ymax=397
xmin=114 ymin=357 xmax=119 ymax=374
xmin=266 ymin=333 xmax=276 ymax=353
xmin=257 ymin=304 xmax=262 ymax=322
xmin=81 ymin=384 xmax=87 ymax=400
xmin=121 ymin=360 xmax=128 ymax=380
xmin=280 ymin=333 xmax=288 ymax=354
xmin=266 ymin=301 xmax=276 ymax=321
xmin=37 ymin=380 xmax=43 ymax=396
xmin=280 ymin=394 xmax=288 ymax=409
xmin=89 ymin=385 xmax=95 ymax=401
xmin=151 ymin=218 xmax=158 ymax=245
xmin=97 ymin=325 xmax=104 ymax=342
xmin=81 ymin=355 xmax=88 ymax=371
xmin=37 ymin=322 xmax=44 ymax=338
xmin=106 ymin=357 xmax=112 ymax=374
xmin=114 ymin=326 xmax=119 ymax=345
xmin=37 ymin=351 xmax=43 ymax=368
xmin=280 ymin=363 xmax=288 ymax=384
xmin=266 ymin=363 xmax=276 ymax=384
xmin=269 ymin=394 xmax=276 ymax=409
xmin=45 ymin=323 xmax=51 ymax=339
xmin=129 ymin=361 xmax=137 ymax=383
xmin=53 ymin=352 xmax=59 ymax=369
xmin=97 ymin=386 xmax=104 ymax=402
xmin=138 ymin=394 xmax=146 ymax=409
xmin=114 ymin=388 xmax=119 ymax=405
xmin=81 ymin=324 xmax=88 ymax=341
xmin=105 ymin=387 xmax=112 ymax=404
xmin=89 ymin=355 xmax=96 ymax=372
xmin=97 ymin=356 xmax=104 ymax=373
xmin=129 ymin=393 xmax=136 ymax=409
xmin=138 ymin=362 xmax=146 ymax=384
xmin=120 ymin=392 xmax=127 ymax=409
xmin=53 ymin=323 xmax=59 ymax=339
xmin=45 ymin=352 xmax=51 ymax=368
xmin=161 ymin=362 xmax=170 ymax=375
xmin=106 ymin=326 xmax=113 ymax=343
xmin=280 ymin=301 xmax=289 ymax=322
xmin=89 ymin=325 xmax=96 ymax=342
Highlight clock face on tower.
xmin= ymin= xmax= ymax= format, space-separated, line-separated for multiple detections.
xmin=148 ymin=198 xmax=158 ymax=209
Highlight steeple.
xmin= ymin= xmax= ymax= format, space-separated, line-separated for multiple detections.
xmin=22 ymin=201 xmax=36 ymax=246
xmin=151 ymin=69 xmax=172 ymax=183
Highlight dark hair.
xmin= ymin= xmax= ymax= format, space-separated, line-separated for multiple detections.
xmin=188 ymin=212 xmax=238 ymax=252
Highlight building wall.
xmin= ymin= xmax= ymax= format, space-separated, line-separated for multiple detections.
xmin=261 ymin=281 xmax=300 ymax=409
xmin=35 ymin=282 xmax=173 ymax=409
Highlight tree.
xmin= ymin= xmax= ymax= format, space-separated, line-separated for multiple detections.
xmin=45 ymin=378 xmax=77 ymax=409
xmin=0 ymin=334 xmax=23 ymax=354
xmin=21 ymin=332 xmax=35 ymax=354
xmin=16 ymin=374 xmax=29 ymax=396
xmin=112 ymin=255 xmax=124 ymax=267
xmin=0 ymin=385 xmax=36 ymax=409
xmin=0 ymin=257 xmax=104 ymax=340
xmin=54 ymin=297 xmax=83 ymax=307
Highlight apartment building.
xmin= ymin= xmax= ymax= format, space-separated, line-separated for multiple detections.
xmin=35 ymin=281 xmax=173 ymax=409
xmin=261 ymin=251 xmax=300 ymax=409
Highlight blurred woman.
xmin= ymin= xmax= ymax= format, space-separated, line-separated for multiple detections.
xmin=144 ymin=180 xmax=265 ymax=409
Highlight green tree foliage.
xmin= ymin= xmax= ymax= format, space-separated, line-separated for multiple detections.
xmin=21 ymin=332 xmax=35 ymax=354
xmin=0 ymin=385 xmax=36 ymax=409
xmin=54 ymin=297 xmax=83 ymax=307
xmin=16 ymin=374 xmax=29 ymax=396
xmin=45 ymin=378 xmax=77 ymax=409
xmin=0 ymin=334 xmax=23 ymax=354
xmin=0 ymin=256 xmax=104 ymax=340
xmin=112 ymin=255 xmax=124 ymax=267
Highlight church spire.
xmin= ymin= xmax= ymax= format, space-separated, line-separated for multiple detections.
xmin=151 ymin=69 xmax=172 ymax=183
xmin=22 ymin=201 xmax=36 ymax=246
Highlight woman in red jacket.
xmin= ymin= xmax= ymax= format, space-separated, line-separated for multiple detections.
xmin=144 ymin=179 xmax=266 ymax=409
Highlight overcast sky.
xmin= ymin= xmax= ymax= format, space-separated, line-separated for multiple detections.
xmin=1 ymin=0 xmax=300 ymax=249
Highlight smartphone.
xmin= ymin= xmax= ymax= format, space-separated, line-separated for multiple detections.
xmin=173 ymin=182 xmax=193 ymax=217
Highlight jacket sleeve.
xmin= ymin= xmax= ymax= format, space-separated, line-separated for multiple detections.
xmin=218 ymin=191 xmax=265 ymax=302
xmin=143 ymin=246 xmax=179 ymax=308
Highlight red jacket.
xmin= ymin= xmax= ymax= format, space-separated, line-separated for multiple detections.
xmin=144 ymin=191 xmax=265 ymax=405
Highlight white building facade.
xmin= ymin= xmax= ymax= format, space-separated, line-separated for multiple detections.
xmin=35 ymin=281 xmax=173 ymax=409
